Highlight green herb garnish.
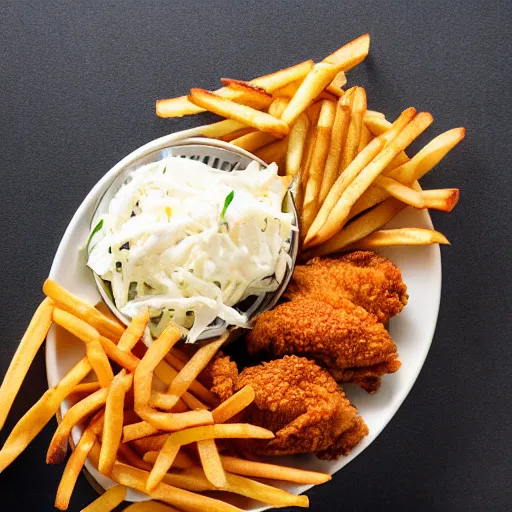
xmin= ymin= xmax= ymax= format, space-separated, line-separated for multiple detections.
xmin=221 ymin=190 xmax=235 ymax=221
xmin=86 ymin=219 xmax=104 ymax=250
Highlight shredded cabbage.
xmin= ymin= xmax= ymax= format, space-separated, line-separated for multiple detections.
xmin=87 ymin=156 xmax=294 ymax=342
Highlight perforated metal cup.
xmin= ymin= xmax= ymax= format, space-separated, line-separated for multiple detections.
xmin=89 ymin=137 xmax=299 ymax=341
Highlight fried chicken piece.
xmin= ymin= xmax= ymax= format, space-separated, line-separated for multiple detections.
xmin=199 ymin=351 xmax=238 ymax=403
xmin=208 ymin=355 xmax=368 ymax=458
xmin=285 ymin=251 xmax=408 ymax=323
xmin=246 ymin=297 xmax=401 ymax=393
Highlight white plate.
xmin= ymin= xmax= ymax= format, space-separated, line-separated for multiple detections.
xmin=45 ymin=127 xmax=441 ymax=510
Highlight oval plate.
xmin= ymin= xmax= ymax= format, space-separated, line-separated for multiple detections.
xmin=45 ymin=127 xmax=441 ymax=510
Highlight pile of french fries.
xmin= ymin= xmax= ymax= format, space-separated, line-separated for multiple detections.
xmin=157 ymin=33 xmax=464 ymax=257
xmin=0 ymin=281 xmax=331 ymax=511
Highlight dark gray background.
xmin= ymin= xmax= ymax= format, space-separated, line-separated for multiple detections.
xmin=1 ymin=1 xmax=511 ymax=510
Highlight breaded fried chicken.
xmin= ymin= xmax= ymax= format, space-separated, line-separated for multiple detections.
xmin=246 ymin=297 xmax=401 ymax=393
xmin=285 ymin=251 xmax=408 ymax=323
xmin=208 ymin=355 xmax=368 ymax=459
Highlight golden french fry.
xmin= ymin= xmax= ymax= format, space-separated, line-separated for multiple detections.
xmin=99 ymin=372 xmax=132 ymax=476
xmin=55 ymin=427 xmax=97 ymax=510
xmin=365 ymin=109 xmax=385 ymax=120
xmin=212 ymin=386 xmax=255 ymax=424
xmin=339 ymin=86 xmax=367 ymax=172
xmin=375 ymin=176 xmax=425 ymax=208
xmin=254 ymin=138 xmax=289 ymax=166
xmin=344 ymin=228 xmax=450 ymax=250
xmin=134 ymin=323 xmax=213 ymax=432
xmin=285 ymin=113 xmax=310 ymax=177
xmin=95 ymin=302 xmax=125 ymax=327
xmin=420 ymin=188 xmax=460 ymax=211
xmin=249 ymin=59 xmax=314 ymax=92
xmin=358 ymin=123 xmax=372 ymax=152
xmin=142 ymin=449 xmax=194 ymax=469
xmin=123 ymin=421 xmax=159 ymax=443
xmin=308 ymin=111 xmax=433 ymax=245
xmin=326 ymin=70 xmax=347 ymax=96
xmin=189 ymin=89 xmax=289 ymax=137
xmin=197 ymin=439 xmax=227 ymax=488
xmin=155 ymin=359 xmax=216 ymax=406
xmin=230 ymin=131 xmax=276 ymax=152
xmin=117 ymin=309 xmax=149 ymax=352
xmin=272 ymin=79 xmax=303 ymax=98
xmin=43 ymin=280 xmax=124 ymax=341
xmin=318 ymin=102 xmax=350 ymax=204
xmin=350 ymin=127 xmax=465 ymax=219
xmin=111 ymin=463 xmax=241 ymax=512
xmin=117 ymin=442 xmax=153 ymax=471
xmin=130 ymin=433 xmax=170 ymax=454
xmin=280 ymin=62 xmax=338 ymax=125
xmin=149 ymin=390 xmax=207 ymax=411
xmin=164 ymin=467 xmax=309 ymax=508
xmin=0 ymin=357 xmax=91 ymax=471
xmin=267 ymin=97 xmax=290 ymax=117
xmin=81 ymin=484 xmax=127 ymax=512
xmin=0 ymin=298 xmax=54 ymax=430
xmin=219 ymin=455 xmax=331 ymax=484
xmin=197 ymin=119 xmax=248 ymax=138
xmin=85 ymin=340 xmax=114 ymax=387
xmin=306 ymin=137 xmax=385 ymax=245
xmin=68 ymin=381 xmax=101 ymax=397
xmin=304 ymin=197 xmax=406 ymax=258
xmin=123 ymin=502 xmax=180 ymax=512
xmin=99 ymin=336 xmax=139 ymax=372
xmin=47 ymin=386 xmax=110 ymax=464
xmin=147 ymin=443 xmax=181 ymax=492
xmin=323 ymin=33 xmax=370 ymax=71
xmin=220 ymin=78 xmax=273 ymax=110
xmin=305 ymin=101 xmax=323 ymax=125
xmin=301 ymin=101 xmax=336 ymax=234
xmin=220 ymin=127 xmax=254 ymax=142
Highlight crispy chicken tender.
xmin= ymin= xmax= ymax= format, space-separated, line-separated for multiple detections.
xmin=246 ymin=297 xmax=401 ymax=393
xmin=285 ymin=251 xmax=408 ymax=323
xmin=207 ymin=355 xmax=368 ymax=458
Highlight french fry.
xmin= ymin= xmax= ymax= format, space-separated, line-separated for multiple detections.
xmin=219 ymin=455 xmax=331 ymax=484
xmin=130 ymin=433 xmax=170 ymax=454
xmin=117 ymin=442 xmax=153 ymax=471
xmin=280 ymin=62 xmax=339 ymax=125
xmin=323 ymin=33 xmax=370 ymax=72
xmin=155 ymin=359 xmax=216 ymax=406
xmin=53 ymin=308 xmax=114 ymax=387
xmin=113 ymin=463 xmax=242 ymax=512
xmin=0 ymin=297 xmax=54 ymax=430
xmin=285 ymin=113 xmax=310 ymax=177
xmin=99 ymin=336 xmax=140 ymax=372
xmin=198 ymin=119 xmax=248 ymax=138
xmin=123 ymin=502 xmax=180 ymax=512
xmin=267 ymin=97 xmax=290 ymax=117
xmin=197 ymin=439 xmax=227 ymax=488
xmin=230 ymin=131 xmax=276 ymax=152
xmin=43 ymin=280 xmax=124 ymax=341
xmin=0 ymin=357 xmax=91 ymax=471
xmin=272 ymin=79 xmax=303 ymax=97
xmin=47 ymin=386 xmax=110 ymax=464
xmin=420 ymin=188 xmax=460 ymax=211
xmin=211 ymin=386 xmax=255 ymax=424
xmin=301 ymin=100 xmax=336 ymax=234
xmin=339 ymin=86 xmax=367 ymax=172
xmin=304 ymin=197 xmax=406 ymax=258
xmin=81 ymin=484 xmax=127 ymax=512
xmin=99 ymin=372 xmax=133 ymax=476
xmin=146 ymin=442 xmax=181 ymax=492
xmin=308 ymin=111 xmax=433 ymax=246
xmin=375 ymin=176 xmax=425 ymax=208
xmin=326 ymin=70 xmax=347 ymax=96
xmin=350 ymin=127 xmax=465 ymax=219
xmin=142 ymin=449 xmax=195 ymax=468
xmin=189 ymin=89 xmax=289 ymax=137
xmin=344 ymin=228 xmax=450 ymax=250
xmin=164 ymin=467 xmax=309 ymax=508
xmin=318 ymin=102 xmax=350 ymax=204
xmin=170 ymin=347 xmax=189 ymax=364
xmin=163 ymin=333 xmax=227 ymax=409
xmin=55 ymin=427 xmax=97 ymax=510
xmin=254 ymin=138 xmax=289 ymax=165
xmin=358 ymin=123 xmax=373 ymax=152
xmin=68 ymin=381 xmax=101 ymax=397
xmin=149 ymin=390 xmax=207 ymax=411
xmin=220 ymin=127 xmax=254 ymax=142
xmin=220 ymin=78 xmax=274 ymax=110
xmin=123 ymin=421 xmax=160 ymax=443
xmin=117 ymin=309 xmax=149 ymax=352
xmin=306 ymin=137 xmax=385 ymax=245
xmin=134 ymin=323 xmax=213 ymax=432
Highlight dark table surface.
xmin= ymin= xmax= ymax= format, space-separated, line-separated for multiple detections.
xmin=1 ymin=1 xmax=511 ymax=510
